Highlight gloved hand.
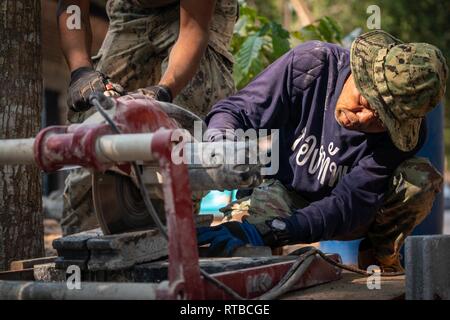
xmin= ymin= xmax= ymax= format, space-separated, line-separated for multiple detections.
xmin=197 ymin=220 xmax=264 ymax=257
xmin=67 ymin=67 xmax=124 ymax=112
xmin=134 ymin=85 xmax=173 ymax=103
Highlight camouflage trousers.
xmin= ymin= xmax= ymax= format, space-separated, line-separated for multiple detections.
xmin=219 ymin=157 xmax=443 ymax=271
xmin=61 ymin=0 xmax=235 ymax=235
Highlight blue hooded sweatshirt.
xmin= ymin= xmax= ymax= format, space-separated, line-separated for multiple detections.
xmin=206 ymin=41 xmax=425 ymax=243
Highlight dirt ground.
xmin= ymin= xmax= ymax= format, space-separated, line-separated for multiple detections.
xmin=282 ymin=271 xmax=405 ymax=300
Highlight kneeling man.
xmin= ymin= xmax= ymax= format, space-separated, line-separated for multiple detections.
xmin=197 ymin=30 xmax=448 ymax=272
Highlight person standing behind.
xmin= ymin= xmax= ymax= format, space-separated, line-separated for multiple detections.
xmin=57 ymin=0 xmax=238 ymax=234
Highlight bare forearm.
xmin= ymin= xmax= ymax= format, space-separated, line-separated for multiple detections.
xmin=57 ymin=0 xmax=93 ymax=72
xmin=159 ymin=0 xmax=216 ymax=97
xmin=159 ymin=28 xmax=209 ymax=97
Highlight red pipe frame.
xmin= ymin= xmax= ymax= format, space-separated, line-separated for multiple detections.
xmin=31 ymin=96 xmax=342 ymax=299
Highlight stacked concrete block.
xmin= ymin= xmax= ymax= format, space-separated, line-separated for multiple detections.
xmin=405 ymin=235 xmax=450 ymax=300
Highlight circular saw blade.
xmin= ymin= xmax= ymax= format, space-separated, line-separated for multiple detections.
xmin=92 ymin=171 xmax=166 ymax=235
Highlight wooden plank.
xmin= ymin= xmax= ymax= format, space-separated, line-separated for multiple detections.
xmin=0 ymin=268 xmax=35 ymax=281
xmin=10 ymin=256 xmax=57 ymax=271
xmin=290 ymin=0 xmax=315 ymax=27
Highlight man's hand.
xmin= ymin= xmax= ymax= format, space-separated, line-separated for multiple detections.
xmin=67 ymin=67 xmax=123 ymax=112
xmin=134 ymin=85 xmax=173 ymax=103
xmin=197 ymin=220 xmax=264 ymax=257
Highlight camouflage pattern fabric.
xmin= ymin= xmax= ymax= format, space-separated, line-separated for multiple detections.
xmin=62 ymin=0 xmax=237 ymax=235
xmin=351 ymin=30 xmax=448 ymax=152
xmin=366 ymin=157 xmax=442 ymax=271
xmin=61 ymin=168 xmax=99 ymax=235
xmin=220 ymin=157 xmax=442 ymax=271
xmin=69 ymin=0 xmax=237 ymax=123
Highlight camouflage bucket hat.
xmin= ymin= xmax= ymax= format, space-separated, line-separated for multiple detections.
xmin=351 ymin=30 xmax=448 ymax=152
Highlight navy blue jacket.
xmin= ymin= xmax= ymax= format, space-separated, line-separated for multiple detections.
xmin=206 ymin=41 xmax=424 ymax=243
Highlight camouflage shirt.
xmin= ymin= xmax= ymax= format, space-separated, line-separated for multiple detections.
xmin=127 ymin=0 xmax=238 ymax=62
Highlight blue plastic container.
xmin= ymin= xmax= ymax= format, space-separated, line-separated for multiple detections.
xmin=414 ymin=104 xmax=445 ymax=235
xmin=199 ymin=190 xmax=237 ymax=216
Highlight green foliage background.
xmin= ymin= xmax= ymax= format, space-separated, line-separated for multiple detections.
xmin=234 ymin=0 xmax=450 ymax=168
xmin=231 ymin=2 xmax=343 ymax=88
xmin=308 ymin=0 xmax=450 ymax=105
xmin=308 ymin=0 xmax=450 ymax=167
xmin=238 ymin=0 xmax=450 ymax=95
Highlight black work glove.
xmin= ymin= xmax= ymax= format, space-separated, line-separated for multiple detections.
xmin=134 ymin=85 xmax=173 ymax=103
xmin=257 ymin=217 xmax=298 ymax=248
xmin=67 ymin=67 xmax=123 ymax=112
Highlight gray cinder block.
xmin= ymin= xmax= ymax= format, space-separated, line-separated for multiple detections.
xmin=405 ymin=235 xmax=450 ymax=300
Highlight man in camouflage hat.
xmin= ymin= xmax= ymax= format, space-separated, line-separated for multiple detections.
xmin=351 ymin=31 xmax=447 ymax=152
xmin=57 ymin=0 xmax=238 ymax=234
xmin=197 ymin=30 xmax=448 ymax=272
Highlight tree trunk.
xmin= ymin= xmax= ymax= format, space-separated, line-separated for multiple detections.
xmin=0 ymin=0 xmax=44 ymax=270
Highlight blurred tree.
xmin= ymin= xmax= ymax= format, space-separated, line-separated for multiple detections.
xmin=0 ymin=0 xmax=44 ymax=270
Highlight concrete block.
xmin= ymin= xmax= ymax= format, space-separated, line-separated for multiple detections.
xmin=405 ymin=235 xmax=450 ymax=300
xmin=52 ymin=228 xmax=103 ymax=270
xmin=87 ymin=229 xmax=167 ymax=271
